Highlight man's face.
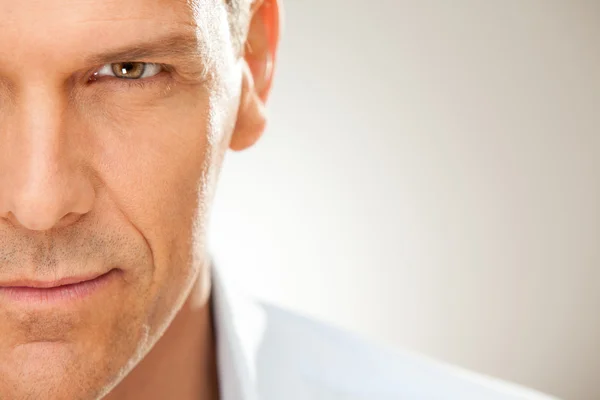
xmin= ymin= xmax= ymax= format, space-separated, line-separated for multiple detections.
xmin=0 ymin=0 xmax=243 ymax=398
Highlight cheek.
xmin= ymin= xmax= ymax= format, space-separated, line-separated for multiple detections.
xmin=78 ymin=85 xmax=217 ymax=323
xmin=91 ymin=85 xmax=211 ymax=229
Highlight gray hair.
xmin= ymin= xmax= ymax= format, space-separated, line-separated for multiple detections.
xmin=225 ymin=0 xmax=252 ymax=54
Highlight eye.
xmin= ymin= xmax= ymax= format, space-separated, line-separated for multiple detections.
xmin=94 ymin=62 xmax=163 ymax=80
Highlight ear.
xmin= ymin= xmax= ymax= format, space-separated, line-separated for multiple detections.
xmin=229 ymin=0 xmax=281 ymax=152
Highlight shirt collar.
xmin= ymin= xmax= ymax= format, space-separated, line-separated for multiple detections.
xmin=210 ymin=256 xmax=266 ymax=400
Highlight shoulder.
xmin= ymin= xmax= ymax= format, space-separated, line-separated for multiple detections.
xmin=209 ymin=263 xmax=559 ymax=400
xmin=254 ymin=302 xmax=559 ymax=400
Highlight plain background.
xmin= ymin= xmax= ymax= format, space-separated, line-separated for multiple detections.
xmin=209 ymin=1 xmax=600 ymax=399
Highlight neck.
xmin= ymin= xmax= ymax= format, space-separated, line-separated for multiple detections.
xmin=105 ymin=270 xmax=219 ymax=400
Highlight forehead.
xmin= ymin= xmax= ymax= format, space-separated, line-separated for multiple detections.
xmin=1 ymin=0 xmax=197 ymax=36
xmin=0 ymin=0 xmax=226 ymax=72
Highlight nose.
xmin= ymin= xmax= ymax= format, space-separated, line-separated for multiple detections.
xmin=0 ymin=83 xmax=95 ymax=231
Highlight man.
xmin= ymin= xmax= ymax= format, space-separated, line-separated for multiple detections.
xmin=0 ymin=0 xmax=558 ymax=399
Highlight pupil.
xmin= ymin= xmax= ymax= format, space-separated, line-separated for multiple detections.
xmin=114 ymin=62 xmax=144 ymax=78
xmin=122 ymin=63 xmax=134 ymax=75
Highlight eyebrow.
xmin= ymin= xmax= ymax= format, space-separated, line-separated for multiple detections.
xmin=84 ymin=32 xmax=202 ymax=66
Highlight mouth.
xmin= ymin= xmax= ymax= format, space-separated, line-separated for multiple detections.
xmin=0 ymin=269 xmax=121 ymax=306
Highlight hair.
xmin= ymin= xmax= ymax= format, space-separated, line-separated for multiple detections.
xmin=224 ymin=0 xmax=252 ymax=53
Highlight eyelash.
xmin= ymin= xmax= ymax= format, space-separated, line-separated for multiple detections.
xmin=88 ymin=63 xmax=172 ymax=90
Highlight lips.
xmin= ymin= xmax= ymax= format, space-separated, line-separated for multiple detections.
xmin=0 ymin=270 xmax=111 ymax=289
xmin=0 ymin=269 xmax=120 ymax=306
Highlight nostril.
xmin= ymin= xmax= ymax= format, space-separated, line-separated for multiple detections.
xmin=6 ymin=211 xmax=21 ymax=229
xmin=4 ymin=209 xmax=85 ymax=231
xmin=7 ymin=201 xmax=66 ymax=231
xmin=1 ymin=161 xmax=96 ymax=231
xmin=55 ymin=212 xmax=83 ymax=228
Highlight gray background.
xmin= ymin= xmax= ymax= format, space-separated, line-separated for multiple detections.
xmin=209 ymin=1 xmax=600 ymax=399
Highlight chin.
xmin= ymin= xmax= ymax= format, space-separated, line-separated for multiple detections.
xmin=0 ymin=343 xmax=99 ymax=399
xmin=0 ymin=325 xmax=146 ymax=400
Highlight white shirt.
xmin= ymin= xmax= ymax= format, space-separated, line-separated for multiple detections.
xmin=210 ymin=260 xmax=559 ymax=400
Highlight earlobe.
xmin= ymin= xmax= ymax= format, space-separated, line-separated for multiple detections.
xmin=228 ymin=0 xmax=280 ymax=152
xmin=229 ymin=63 xmax=267 ymax=152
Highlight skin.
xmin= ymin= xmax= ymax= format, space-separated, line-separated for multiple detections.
xmin=0 ymin=0 xmax=280 ymax=399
